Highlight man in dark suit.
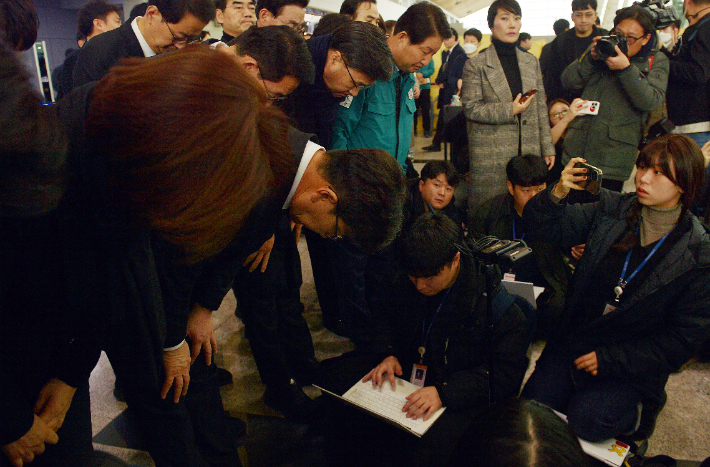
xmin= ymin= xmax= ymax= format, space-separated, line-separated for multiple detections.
xmin=71 ymin=0 xmax=215 ymax=89
xmin=423 ymin=28 xmax=465 ymax=152
xmin=56 ymin=0 xmax=122 ymax=100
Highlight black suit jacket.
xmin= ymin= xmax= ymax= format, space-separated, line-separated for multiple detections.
xmin=436 ymin=43 xmax=466 ymax=108
xmin=72 ymin=20 xmax=144 ymax=90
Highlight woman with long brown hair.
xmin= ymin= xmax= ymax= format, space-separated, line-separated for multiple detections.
xmin=57 ymin=46 xmax=291 ymax=465
xmin=521 ymin=135 xmax=710 ymax=444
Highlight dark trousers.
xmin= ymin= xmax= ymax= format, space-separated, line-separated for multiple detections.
xmin=233 ymin=215 xmax=315 ymax=389
xmin=415 ymin=88 xmax=431 ymax=133
xmin=522 ymin=342 xmax=642 ymax=442
xmin=304 ymin=233 xmax=390 ymax=349
xmin=111 ymin=355 xmax=241 ymax=467
xmin=1 ymin=383 xmax=94 ymax=467
xmin=318 ymin=352 xmax=472 ymax=467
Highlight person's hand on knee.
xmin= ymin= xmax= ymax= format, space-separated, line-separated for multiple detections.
xmin=2 ymin=414 xmax=58 ymax=467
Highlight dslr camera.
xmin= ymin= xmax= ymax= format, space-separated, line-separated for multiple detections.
xmin=596 ymin=34 xmax=628 ymax=61
xmin=632 ymin=0 xmax=680 ymax=30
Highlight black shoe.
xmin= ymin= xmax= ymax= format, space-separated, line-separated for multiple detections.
xmin=263 ymin=383 xmax=315 ymax=424
xmin=422 ymin=144 xmax=440 ymax=152
xmin=216 ymin=367 xmax=233 ymax=387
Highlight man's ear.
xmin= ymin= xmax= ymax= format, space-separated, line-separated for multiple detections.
xmin=506 ymin=180 xmax=515 ymax=197
xmin=238 ymin=54 xmax=260 ymax=76
xmin=419 ymin=179 xmax=425 ymax=192
xmin=452 ymin=250 xmax=461 ymax=267
xmin=145 ymin=5 xmax=161 ymax=24
xmin=215 ymin=8 xmax=225 ymax=25
xmin=312 ymin=186 xmax=338 ymax=205
xmin=258 ymin=8 xmax=272 ymax=24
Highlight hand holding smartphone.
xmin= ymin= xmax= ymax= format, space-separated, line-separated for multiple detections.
xmin=574 ymin=162 xmax=603 ymax=194
xmin=519 ymin=88 xmax=538 ymax=104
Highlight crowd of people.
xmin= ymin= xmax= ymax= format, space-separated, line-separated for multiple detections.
xmin=2 ymin=0 xmax=710 ymax=465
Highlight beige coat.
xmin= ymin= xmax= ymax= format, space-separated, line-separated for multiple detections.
xmin=461 ymin=44 xmax=554 ymax=216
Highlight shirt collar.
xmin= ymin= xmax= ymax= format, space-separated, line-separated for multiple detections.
xmin=282 ymin=140 xmax=325 ymax=209
xmin=132 ymin=16 xmax=156 ymax=58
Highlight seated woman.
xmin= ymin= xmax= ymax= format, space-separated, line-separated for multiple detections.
xmin=319 ymin=213 xmax=529 ymax=467
xmin=521 ymin=135 xmax=710 ymax=443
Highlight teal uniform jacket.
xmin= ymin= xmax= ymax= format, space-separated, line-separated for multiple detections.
xmin=331 ymin=65 xmax=416 ymax=170
xmin=417 ymin=59 xmax=435 ymax=90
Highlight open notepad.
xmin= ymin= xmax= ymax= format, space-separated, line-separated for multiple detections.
xmin=315 ymin=376 xmax=446 ymax=437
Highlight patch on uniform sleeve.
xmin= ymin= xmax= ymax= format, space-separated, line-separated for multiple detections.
xmin=408 ymin=88 xmax=414 ymax=100
xmin=340 ymin=95 xmax=353 ymax=108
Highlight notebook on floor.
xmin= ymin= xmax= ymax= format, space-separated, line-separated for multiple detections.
xmin=553 ymin=410 xmax=632 ymax=467
xmin=315 ymin=376 xmax=446 ymax=437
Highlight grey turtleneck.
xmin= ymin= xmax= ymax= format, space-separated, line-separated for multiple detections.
xmin=640 ymin=204 xmax=681 ymax=247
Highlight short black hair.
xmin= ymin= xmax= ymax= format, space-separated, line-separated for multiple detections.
xmin=487 ymin=0 xmax=522 ymax=28
xmin=255 ymin=0 xmax=308 ymax=18
xmin=402 ymin=212 xmax=462 ymax=278
xmin=571 ymin=0 xmax=596 ymax=12
xmin=330 ymin=21 xmax=392 ymax=82
xmin=464 ymin=27 xmax=482 ymax=42
xmin=215 ymin=0 xmax=255 ymax=9
xmin=0 ymin=0 xmax=38 ymax=51
xmin=553 ymin=18 xmax=569 ymax=35
xmin=339 ymin=0 xmax=376 ymax=17
xmin=384 ymin=19 xmax=396 ymax=35
xmin=614 ymin=5 xmax=654 ymax=36
xmin=233 ymin=25 xmax=314 ymax=84
xmin=322 ymin=148 xmax=406 ymax=254
xmin=0 ymin=40 xmax=67 ymax=215
xmin=421 ymin=160 xmax=460 ymax=188
xmin=449 ymin=27 xmax=458 ymax=40
xmin=394 ymin=2 xmax=451 ymax=45
xmin=518 ymin=31 xmax=531 ymax=43
xmin=129 ymin=2 xmax=148 ymax=20
xmin=448 ymin=400 xmax=588 ymax=467
xmin=77 ymin=0 xmax=122 ymax=39
xmin=312 ymin=13 xmax=352 ymax=37
xmin=506 ymin=155 xmax=548 ymax=187
xmin=149 ymin=0 xmax=215 ymax=24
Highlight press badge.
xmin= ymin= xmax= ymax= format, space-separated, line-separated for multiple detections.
xmin=408 ymin=88 xmax=414 ymax=100
xmin=503 ymin=272 xmax=516 ymax=281
xmin=603 ymin=302 xmax=617 ymax=315
xmin=410 ymin=364 xmax=427 ymax=387
xmin=340 ymin=95 xmax=353 ymax=108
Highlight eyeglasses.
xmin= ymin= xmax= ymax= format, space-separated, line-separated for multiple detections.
xmin=163 ymin=19 xmax=202 ymax=46
xmin=275 ymin=15 xmax=305 ymax=33
xmin=261 ymin=77 xmax=288 ymax=101
xmin=613 ymin=29 xmax=645 ymax=45
xmin=331 ymin=197 xmax=343 ymax=240
xmin=342 ymin=59 xmax=368 ymax=91
xmin=572 ymin=11 xmax=596 ymax=20
xmin=551 ymin=109 xmax=568 ymax=119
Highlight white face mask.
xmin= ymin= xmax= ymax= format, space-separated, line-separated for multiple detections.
xmin=464 ymin=43 xmax=478 ymax=54
xmin=659 ymin=31 xmax=673 ymax=47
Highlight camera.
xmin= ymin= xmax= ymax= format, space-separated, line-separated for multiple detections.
xmin=470 ymin=237 xmax=532 ymax=265
xmin=596 ymin=34 xmax=628 ymax=61
xmin=638 ymin=117 xmax=676 ymax=150
xmin=632 ymin=0 xmax=680 ymax=30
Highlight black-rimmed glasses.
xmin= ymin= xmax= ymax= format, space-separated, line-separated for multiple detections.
xmin=342 ymin=59 xmax=368 ymax=91
xmin=163 ymin=20 xmax=202 ymax=46
xmin=613 ymin=29 xmax=645 ymax=45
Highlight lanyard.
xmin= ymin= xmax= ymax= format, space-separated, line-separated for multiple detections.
xmin=614 ymin=227 xmax=674 ymax=302
xmin=512 ymin=218 xmax=525 ymax=240
xmin=418 ymin=285 xmax=452 ymax=363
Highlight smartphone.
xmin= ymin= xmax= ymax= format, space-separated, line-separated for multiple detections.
xmin=574 ymin=162 xmax=603 ymax=195
xmin=519 ymin=88 xmax=539 ymax=104
xmin=579 ymin=100 xmax=600 ymax=115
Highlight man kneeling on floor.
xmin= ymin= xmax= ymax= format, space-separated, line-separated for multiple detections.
xmin=317 ymin=212 xmax=530 ymax=467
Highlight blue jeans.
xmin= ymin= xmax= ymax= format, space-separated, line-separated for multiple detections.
xmin=522 ymin=342 xmax=642 ymax=442
xmin=686 ymin=131 xmax=710 ymax=148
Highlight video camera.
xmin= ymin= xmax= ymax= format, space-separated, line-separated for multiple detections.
xmin=470 ymin=236 xmax=532 ymax=266
xmin=639 ymin=117 xmax=676 ymax=150
xmin=632 ymin=0 xmax=680 ymax=30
